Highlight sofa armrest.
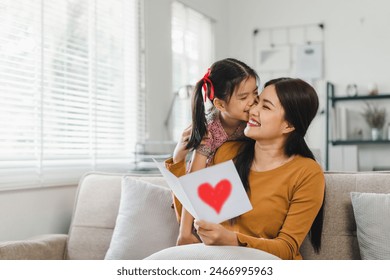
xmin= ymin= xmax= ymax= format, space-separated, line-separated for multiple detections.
xmin=0 ymin=234 xmax=68 ymax=260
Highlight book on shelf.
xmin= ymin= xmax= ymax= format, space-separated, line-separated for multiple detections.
xmin=332 ymin=106 xmax=368 ymax=141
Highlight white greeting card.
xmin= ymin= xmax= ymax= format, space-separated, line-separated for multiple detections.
xmin=154 ymin=159 xmax=252 ymax=224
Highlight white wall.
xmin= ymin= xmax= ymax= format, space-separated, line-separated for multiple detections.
xmin=225 ymin=0 xmax=390 ymax=171
xmin=0 ymin=186 xmax=77 ymax=242
xmin=226 ymin=0 xmax=390 ymax=90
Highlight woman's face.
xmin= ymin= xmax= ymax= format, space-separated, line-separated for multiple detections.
xmin=221 ymin=76 xmax=258 ymax=122
xmin=244 ymin=84 xmax=292 ymax=141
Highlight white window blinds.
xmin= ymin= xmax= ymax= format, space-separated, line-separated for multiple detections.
xmin=0 ymin=0 xmax=144 ymax=190
xmin=171 ymin=1 xmax=215 ymax=140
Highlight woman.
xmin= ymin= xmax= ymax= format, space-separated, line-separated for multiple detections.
xmin=166 ymin=78 xmax=325 ymax=260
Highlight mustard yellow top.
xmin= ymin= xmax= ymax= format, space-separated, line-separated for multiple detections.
xmin=166 ymin=141 xmax=325 ymax=260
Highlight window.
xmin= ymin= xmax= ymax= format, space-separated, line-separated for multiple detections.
xmin=0 ymin=0 xmax=144 ymax=190
xmin=170 ymin=2 xmax=215 ymax=140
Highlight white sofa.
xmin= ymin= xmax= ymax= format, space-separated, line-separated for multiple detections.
xmin=1 ymin=171 xmax=390 ymax=260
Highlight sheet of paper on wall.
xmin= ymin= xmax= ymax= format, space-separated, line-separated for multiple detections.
xmin=153 ymin=159 xmax=252 ymax=224
xmin=295 ymin=43 xmax=323 ymax=79
xmin=258 ymin=46 xmax=291 ymax=72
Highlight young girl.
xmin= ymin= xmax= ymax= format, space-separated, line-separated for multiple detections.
xmin=176 ymin=58 xmax=259 ymax=245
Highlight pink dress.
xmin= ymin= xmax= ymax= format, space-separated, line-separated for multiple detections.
xmin=196 ymin=109 xmax=246 ymax=165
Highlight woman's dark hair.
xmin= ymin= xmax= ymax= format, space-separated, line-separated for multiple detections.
xmin=234 ymin=77 xmax=325 ymax=253
xmin=186 ymin=58 xmax=258 ymax=150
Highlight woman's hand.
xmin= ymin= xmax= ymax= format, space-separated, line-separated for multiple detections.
xmin=172 ymin=125 xmax=192 ymax=164
xmin=194 ymin=220 xmax=239 ymax=246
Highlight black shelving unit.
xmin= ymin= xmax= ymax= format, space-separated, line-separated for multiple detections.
xmin=325 ymin=82 xmax=390 ymax=170
xmin=331 ymin=140 xmax=390 ymax=145
xmin=330 ymin=94 xmax=390 ymax=107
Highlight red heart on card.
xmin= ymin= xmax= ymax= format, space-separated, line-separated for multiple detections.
xmin=197 ymin=179 xmax=232 ymax=214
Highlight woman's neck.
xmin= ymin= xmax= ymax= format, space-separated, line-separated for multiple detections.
xmin=252 ymin=141 xmax=293 ymax=172
xmin=219 ymin=112 xmax=244 ymax=136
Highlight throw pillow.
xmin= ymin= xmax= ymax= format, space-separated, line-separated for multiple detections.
xmin=144 ymin=243 xmax=280 ymax=260
xmin=105 ymin=177 xmax=179 ymax=260
xmin=350 ymin=192 xmax=390 ymax=260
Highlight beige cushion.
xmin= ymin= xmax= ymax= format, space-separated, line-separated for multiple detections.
xmin=105 ymin=177 xmax=179 ymax=259
xmin=301 ymin=172 xmax=390 ymax=260
xmin=351 ymin=192 xmax=390 ymax=260
xmin=145 ymin=243 xmax=280 ymax=260
xmin=66 ymin=173 xmax=122 ymax=259
xmin=65 ymin=172 xmax=170 ymax=260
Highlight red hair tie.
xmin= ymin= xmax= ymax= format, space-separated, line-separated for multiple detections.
xmin=202 ymin=68 xmax=214 ymax=102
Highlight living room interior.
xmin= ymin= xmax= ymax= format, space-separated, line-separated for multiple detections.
xmin=0 ymin=0 xmax=389 ymax=259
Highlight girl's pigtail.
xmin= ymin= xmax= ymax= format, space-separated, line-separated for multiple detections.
xmin=186 ymin=81 xmax=207 ymax=150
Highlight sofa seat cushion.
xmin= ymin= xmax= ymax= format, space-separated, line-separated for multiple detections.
xmin=351 ymin=192 xmax=390 ymax=260
xmin=144 ymin=243 xmax=280 ymax=260
xmin=105 ymin=177 xmax=179 ymax=259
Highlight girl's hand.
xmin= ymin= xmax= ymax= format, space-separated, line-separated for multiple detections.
xmin=194 ymin=220 xmax=239 ymax=246
xmin=176 ymin=232 xmax=201 ymax=246
xmin=173 ymin=125 xmax=192 ymax=163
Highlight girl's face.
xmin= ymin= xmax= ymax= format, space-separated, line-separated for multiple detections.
xmin=220 ymin=76 xmax=258 ymax=122
xmin=244 ymin=84 xmax=292 ymax=141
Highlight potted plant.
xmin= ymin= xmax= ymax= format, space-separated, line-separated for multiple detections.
xmin=361 ymin=102 xmax=387 ymax=140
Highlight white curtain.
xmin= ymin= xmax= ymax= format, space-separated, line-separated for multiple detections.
xmin=170 ymin=1 xmax=215 ymax=141
xmin=0 ymin=0 xmax=145 ymax=190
